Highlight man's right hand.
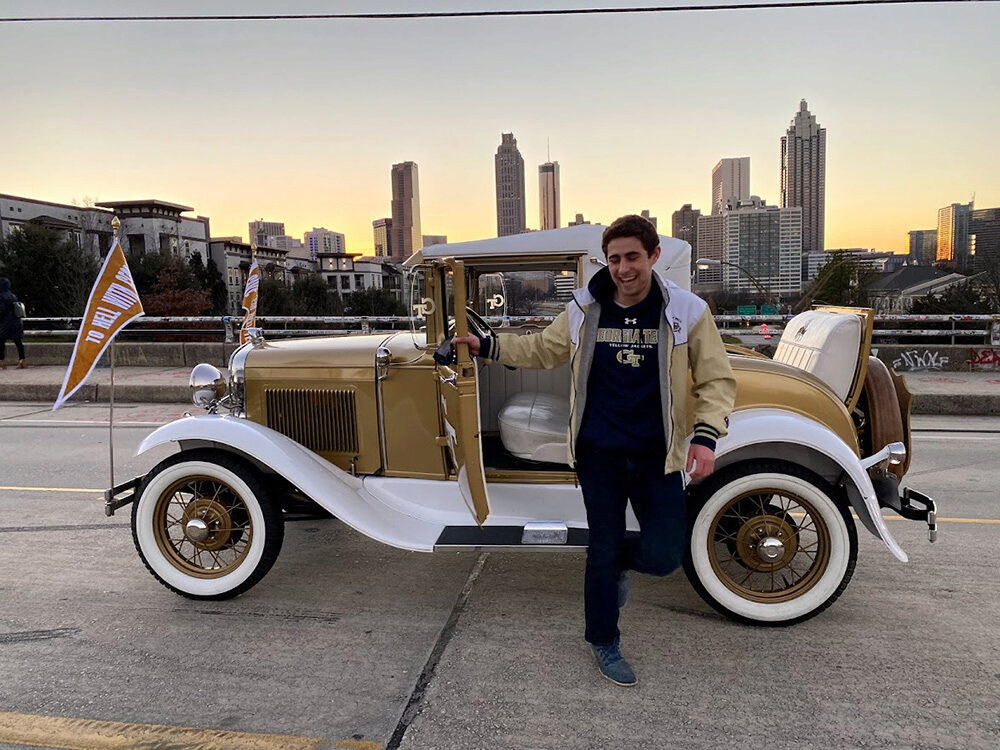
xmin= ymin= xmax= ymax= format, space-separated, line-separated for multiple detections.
xmin=453 ymin=335 xmax=481 ymax=357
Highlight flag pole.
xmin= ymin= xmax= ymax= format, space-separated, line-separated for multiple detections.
xmin=108 ymin=216 xmax=120 ymax=492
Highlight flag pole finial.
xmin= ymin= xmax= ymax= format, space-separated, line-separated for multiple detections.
xmin=111 ymin=216 xmax=121 ymax=235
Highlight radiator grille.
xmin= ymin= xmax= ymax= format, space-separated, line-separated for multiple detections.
xmin=265 ymin=388 xmax=359 ymax=454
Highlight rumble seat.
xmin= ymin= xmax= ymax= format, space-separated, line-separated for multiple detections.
xmin=497 ymin=392 xmax=570 ymax=463
xmin=773 ymin=310 xmax=863 ymax=402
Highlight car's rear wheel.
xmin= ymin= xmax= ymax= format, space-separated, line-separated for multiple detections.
xmin=685 ymin=460 xmax=857 ymax=626
xmin=132 ymin=449 xmax=284 ymax=599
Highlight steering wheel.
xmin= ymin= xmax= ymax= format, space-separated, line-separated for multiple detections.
xmin=435 ymin=307 xmax=501 ymax=366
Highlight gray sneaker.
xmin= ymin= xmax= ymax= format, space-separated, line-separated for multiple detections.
xmin=617 ymin=571 xmax=632 ymax=610
xmin=591 ymin=639 xmax=637 ymax=686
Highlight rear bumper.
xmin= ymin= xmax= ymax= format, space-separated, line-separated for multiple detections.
xmin=871 ymin=473 xmax=938 ymax=542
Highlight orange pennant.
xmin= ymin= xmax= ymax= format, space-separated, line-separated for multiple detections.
xmin=239 ymin=261 xmax=260 ymax=346
xmin=54 ymin=239 xmax=144 ymax=409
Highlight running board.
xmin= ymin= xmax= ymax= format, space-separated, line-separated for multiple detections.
xmin=435 ymin=523 xmax=587 ymax=548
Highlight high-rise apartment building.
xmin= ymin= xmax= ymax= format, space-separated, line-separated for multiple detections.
xmin=495 ymin=133 xmax=526 ymax=236
xmin=672 ymin=204 xmax=702 ymax=262
xmin=723 ymin=197 xmax=803 ymax=296
xmin=640 ymin=209 xmax=657 ymax=230
xmin=780 ymin=100 xmax=826 ymax=256
xmin=539 ymin=161 xmax=560 ymax=231
xmin=248 ymin=220 xmax=285 ymax=247
xmin=305 ymin=227 xmax=346 ymax=259
xmin=695 ymin=214 xmax=724 ymax=287
xmin=971 ymin=207 xmax=1000 ymax=272
xmin=711 ymin=158 xmax=750 ymax=215
xmin=372 ymin=218 xmax=392 ymax=258
xmin=391 ymin=161 xmax=422 ymax=260
xmin=936 ymin=202 xmax=973 ymax=270
xmin=907 ymin=229 xmax=938 ymax=266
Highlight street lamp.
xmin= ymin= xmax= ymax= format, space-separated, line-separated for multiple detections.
xmin=695 ymin=257 xmax=774 ymax=306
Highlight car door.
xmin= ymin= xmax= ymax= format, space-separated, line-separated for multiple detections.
xmin=435 ymin=258 xmax=491 ymax=525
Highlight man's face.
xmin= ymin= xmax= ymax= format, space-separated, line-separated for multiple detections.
xmin=605 ymin=236 xmax=661 ymax=303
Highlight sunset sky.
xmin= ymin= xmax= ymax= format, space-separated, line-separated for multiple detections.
xmin=1 ymin=0 xmax=997 ymax=255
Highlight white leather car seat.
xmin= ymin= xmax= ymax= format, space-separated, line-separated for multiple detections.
xmin=497 ymin=392 xmax=570 ymax=464
xmin=773 ymin=310 xmax=863 ymax=401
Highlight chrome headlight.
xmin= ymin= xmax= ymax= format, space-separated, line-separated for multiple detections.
xmin=190 ymin=363 xmax=225 ymax=409
xmin=888 ymin=441 xmax=906 ymax=466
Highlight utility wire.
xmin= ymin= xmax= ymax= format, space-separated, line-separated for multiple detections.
xmin=0 ymin=0 xmax=995 ymax=23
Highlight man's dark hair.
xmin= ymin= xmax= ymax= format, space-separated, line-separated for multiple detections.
xmin=601 ymin=214 xmax=659 ymax=256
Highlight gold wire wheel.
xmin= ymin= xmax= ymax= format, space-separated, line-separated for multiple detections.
xmin=708 ymin=488 xmax=831 ymax=603
xmin=152 ymin=475 xmax=254 ymax=579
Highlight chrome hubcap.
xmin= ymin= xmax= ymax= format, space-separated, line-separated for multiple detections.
xmin=757 ymin=536 xmax=784 ymax=561
xmin=185 ymin=518 xmax=209 ymax=542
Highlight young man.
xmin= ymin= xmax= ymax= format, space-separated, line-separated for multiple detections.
xmin=456 ymin=214 xmax=735 ymax=686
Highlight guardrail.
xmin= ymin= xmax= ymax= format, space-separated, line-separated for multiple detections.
xmin=20 ymin=313 xmax=1000 ymax=345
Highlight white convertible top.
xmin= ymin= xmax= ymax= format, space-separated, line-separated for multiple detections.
xmin=403 ymin=224 xmax=692 ymax=291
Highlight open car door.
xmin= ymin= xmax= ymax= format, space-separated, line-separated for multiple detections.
xmin=435 ymin=258 xmax=491 ymax=525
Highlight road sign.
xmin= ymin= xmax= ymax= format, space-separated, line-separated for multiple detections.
xmin=761 ymin=304 xmax=779 ymax=315
xmin=737 ymin=305 xmax=757 ymax=316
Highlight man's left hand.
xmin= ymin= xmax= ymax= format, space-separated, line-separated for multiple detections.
xmin=686 ymin=444 xmax=716 ymax=482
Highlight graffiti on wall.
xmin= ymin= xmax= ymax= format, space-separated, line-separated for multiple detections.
xmin=891 ymin=349 xmax=950 ymax=372
xmin=970 ymin=348 xmax=1000 ymax=371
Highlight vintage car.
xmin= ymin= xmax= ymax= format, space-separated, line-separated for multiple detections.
xmin=106 ymin=224 xmax=937 ymax=626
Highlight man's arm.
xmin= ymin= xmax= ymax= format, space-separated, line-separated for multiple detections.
xmin=686 ymin=306 xmax=737 ymax=480
xmin=455 ymin=309 xmax=572 ymax=370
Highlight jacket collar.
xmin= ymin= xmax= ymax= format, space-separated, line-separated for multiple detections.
xmin=572 ymin=267 xmax=672 ymax=312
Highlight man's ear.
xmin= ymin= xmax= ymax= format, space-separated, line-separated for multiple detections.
xmin=650 ymin=245 xmax=662 ymax=263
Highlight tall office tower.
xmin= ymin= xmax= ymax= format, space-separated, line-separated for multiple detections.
xmin=970 ymin=207 xmax=1000 ymax=272
xmin=672 ymin=203 xmax=702 ymax=261
xmin=248 ymin=220 xmax=285 ymax=247
xmin=495 ymin=133 xmax=526 ymax=236
xmin=780 ymin=100 xmax=826 ymax=256
xmin=372 ymin=218 xmax=392 ymax=258
xmin=640 ymin=209 xmax=658 ymax=230
xmin=936 ymin=202 xmax=973 ymax=269
xmin=304 ymin=228 xmax=346 ymax=259
xmin=695 ymin=214 xmax=724 ymax=287
xmin=711 ymin=158 xmax=750 ymax=215
xmin=539 ymin=161 xmax=561 ymax=230
xmin=907 ymin=229 xmax=938 ymax=266
xmin=724 ymin=197 xmax=803 ymax=297
xmin=391 ymin=161 xmax=422 ymax=261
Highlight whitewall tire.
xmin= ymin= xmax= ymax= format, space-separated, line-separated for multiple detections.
xmin=131 ymin=449 xmax=284 ymax=599
xmin=685 ymin=460 xmax=857 ymax=626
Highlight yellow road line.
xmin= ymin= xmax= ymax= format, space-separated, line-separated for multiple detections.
xmin=0 ymin=710 xmax=382 ymax=750
xmin=0 ymin=486 xmax=103 ymax=494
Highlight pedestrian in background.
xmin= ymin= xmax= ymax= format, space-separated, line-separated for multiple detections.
xmin=0 ymin=277 xmax=27 ymax=369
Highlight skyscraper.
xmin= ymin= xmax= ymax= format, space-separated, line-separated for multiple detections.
xmin=248 ymin=220 xmax=285 ymax=247
xmin=971 ymin=207 xmax=1000 ymax=272
xmin=390 ymin=161 xmax=422 ymax=261
xmin=695 ymin=214 xmax=724 ymax=287
xmin=780 ymin=99 xmax=826 ymax=256
xmin=907 ymin=229 xmax=937 ymax=266
xmin=724 ymin=197 xmax=803 ymax=297
xmin=495 ymin=133 xmax=526 ymax=236
xmin=539 ymin=161 xmax=560 ymax=230
xmin=936 ymin=202 xmax=972 ymax=269
xmin=672 ymin=204 xmax=702 ymax=261
xmin=711 ymin=158 xmax=750 ymax=215
xmin=372 ymin=218 xmax=392 ymax=259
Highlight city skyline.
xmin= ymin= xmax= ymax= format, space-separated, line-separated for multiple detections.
xmin=1 ymin=0 xmax=997 ymax=254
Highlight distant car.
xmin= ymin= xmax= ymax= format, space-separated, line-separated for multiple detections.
xmin=107 ymin=225 xmax=936 ymax=626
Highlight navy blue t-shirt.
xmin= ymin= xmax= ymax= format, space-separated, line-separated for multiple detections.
xmin=578 ymin=282 xmax=665 ymax=455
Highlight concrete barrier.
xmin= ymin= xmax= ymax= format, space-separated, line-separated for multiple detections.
xmin=17 ymin=342 xmax=234 ymax=368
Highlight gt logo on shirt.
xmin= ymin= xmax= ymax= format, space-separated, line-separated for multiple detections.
xmin=616 ymin=349 xmax=643 ymax=367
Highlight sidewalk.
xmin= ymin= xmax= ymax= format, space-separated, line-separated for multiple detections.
xmin=2 ymin=365 xmax=1000 ymax=415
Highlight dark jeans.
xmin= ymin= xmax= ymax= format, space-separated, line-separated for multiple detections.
xmin=576 ymin=442 xmax=687 ymax=646
xmin=0 ymin=337 xmax=25 ymax=361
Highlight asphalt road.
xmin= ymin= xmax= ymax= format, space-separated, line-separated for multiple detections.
xmin=0 ymin=402 xmax=998 ymax=750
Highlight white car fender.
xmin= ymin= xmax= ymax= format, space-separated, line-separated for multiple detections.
xmin=135 ymin=414 xmax=445 ymax=552
xmin=713 ymin=408 xmax=908 ymax=562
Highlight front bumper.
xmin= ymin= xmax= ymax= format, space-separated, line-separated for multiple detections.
xmin=104 ymin=476 xmax=142 ymax=517
xmin=871 ymin=474 xmax=938 ymax=543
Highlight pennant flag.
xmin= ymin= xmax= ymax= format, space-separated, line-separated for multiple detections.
xmin=239 ymin=261 xmax=261 ymax=345
xmin=54 ymin=238 xmax=144 ymax=409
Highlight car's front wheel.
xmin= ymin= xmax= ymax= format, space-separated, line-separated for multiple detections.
xmin=131 ymin=449 xmax=284 ymax=599
xmin=685 ymin=460 xmax=857 ymax=626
